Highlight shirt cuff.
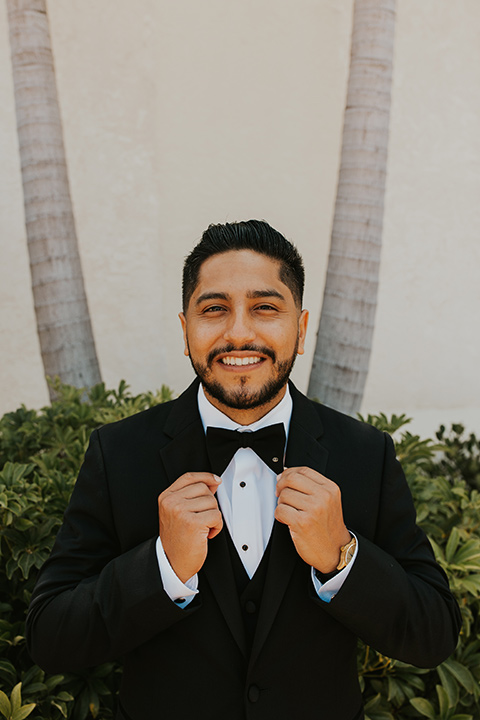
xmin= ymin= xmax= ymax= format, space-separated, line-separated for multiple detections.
xmin=155 ymin=536 xmax=199 ymax=609
xmin=311 ymin=533 xmax=359 ymax=603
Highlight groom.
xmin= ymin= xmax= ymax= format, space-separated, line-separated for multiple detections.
xmin=27 ymin=220 xmax=461 ymax=720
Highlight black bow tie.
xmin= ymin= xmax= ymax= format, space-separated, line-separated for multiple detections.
xmin=206 ymin=423 xmax=286 ymax=476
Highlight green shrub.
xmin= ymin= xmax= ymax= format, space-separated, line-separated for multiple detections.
xmin=429 ymin=424 xmax=480 ymax=492
xmin=358 ymin=414 xmax=480 ymax=720
xmin=0 ymin=381 xmax=172 ymax=720
xmin=0 ymin=387 xmax=479 ymax=718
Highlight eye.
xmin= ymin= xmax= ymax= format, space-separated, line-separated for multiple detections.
xmin=255 ymin=303 xmax=277 ymax=311
xmin=203 ymin=305 xmax=226 ymax=313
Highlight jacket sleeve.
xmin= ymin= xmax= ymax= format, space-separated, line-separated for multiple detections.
xmin=26 ymin=429 xmax=195 ymax=673
xmin=318 ymin=432 xmax=462 ymax=668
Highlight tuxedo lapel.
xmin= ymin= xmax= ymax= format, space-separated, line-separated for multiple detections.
xmin=285 ymin=382 xmax=329 ymax=475
xmin=158 ymin=380 xmax=247 ymax=657
xmin=158 ymin=379 xmax=210 ymax=482
xmin=250 ymin=384 xmax=329 ymax=666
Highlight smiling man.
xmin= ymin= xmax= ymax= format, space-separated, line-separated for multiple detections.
xmin=27 ymin=220 xmax=461 ymax=720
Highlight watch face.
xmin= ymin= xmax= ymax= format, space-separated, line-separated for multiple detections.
xmin=336 ymin=537 xmax=356 ymax=570
xmin=345 ymin=538 xmax=356 ymax=564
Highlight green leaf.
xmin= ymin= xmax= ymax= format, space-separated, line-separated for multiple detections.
xmin=17 ymin=553 xmax=36 ymax=580
xmin=436 ymin=684 xmax=450 ymax=715
xmin=410 ymin=697 xmax=436 ymax=719
xmin=44 ymin=675 xmax=64 ymax=692
xmin=20 ymin=683 xmax=44 ymax=695
xmin=11 ymin=705 xmax=36 ymax=720
xmin=0 ymin=660 xmax=16 ymax=684
xmin=457 ymin=574 xmax=480 ymax=594
xmin=52 ymin=701 xmax=67 ymax=718
xmin=442 ymin=658 xmax=476 ymax=693
xmin=446 ymin=526 xmax=460 ymax=563
xmin=11 ymin=518 xmax=33 ymax=532
xmin=437 ymin=664 xmax=459 ymax=708
xmin=364 ymin=693 xmax=392 ymax=718
xmin=10 ymin=684 xmax=21 ymax=715
xmin=21 ymin=665 xmax=43 ymax=688
xmin=451 ymin=539 xmax=480 ymax=568
xmin=0 ymin=690 xmax=11 ymax=720
xmin=56 ymin=692 xmax=74 ymax=702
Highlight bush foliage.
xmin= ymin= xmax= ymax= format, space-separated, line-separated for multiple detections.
xmin=0 ymin=384 xmax=479 ymax=719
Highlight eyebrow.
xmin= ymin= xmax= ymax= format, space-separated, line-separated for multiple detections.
xmin=195 ymin=292 xmax=229 ymax=306
xmin=247 ymin=289 xmax=286 ymax=301
xmin=194 ymin=288 xmax=286 ymax=306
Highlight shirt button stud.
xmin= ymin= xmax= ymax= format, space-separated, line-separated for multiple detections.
xmin=242 ymin=544 xmax=248 ymax=551
xmin=240 ymin=481 xmax=246 ymax=487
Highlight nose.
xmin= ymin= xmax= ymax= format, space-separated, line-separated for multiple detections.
xmin=223 ymin=308 xmax=256 ymax=345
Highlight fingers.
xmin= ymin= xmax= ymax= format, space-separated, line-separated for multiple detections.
xmin=207 ymin=512 xmax=224 ymax=539
xmin=276 ymin=466 xmax=338 ymax=498
xmin=167 ymin=471 xmax=222 ymax=493
xmin=274 ymin=499 xmax=299 ymax=526
xmin=174 ymin=481 xmax=220 ymax=501
xmin=158 ymin=485 xmax=221 ymax=521
xmin=274 ymin=465 xmax=350 ymax=571
xmin=158 ymin=476 xmax=223 ymax=581
xmin=275 ymin=486 xmax=311 ymax=513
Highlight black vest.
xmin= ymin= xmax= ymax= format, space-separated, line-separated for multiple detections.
xmin=224 ymin=530 xmax=273 ymax=652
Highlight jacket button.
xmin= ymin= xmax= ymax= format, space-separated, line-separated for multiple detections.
xmin=245 ymin=600 xmax=256 ymax=614
xmin=248 ymin=685 xmax=260 ymax=703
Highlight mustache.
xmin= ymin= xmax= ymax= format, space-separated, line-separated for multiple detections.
xmin=207 ymin=344 xmax=276 ymax=365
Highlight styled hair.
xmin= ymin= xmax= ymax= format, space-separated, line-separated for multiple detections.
xmin=182 ymin=220 xmax=305 ymax=311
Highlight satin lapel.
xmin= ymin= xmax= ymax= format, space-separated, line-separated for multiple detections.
xmin=158 ymin=379 xmax=210 ymax=483
xmin=250 ymin=385 xmax=329 ymax=666
xmin=157 ymin=380 xmax=247 ymax=657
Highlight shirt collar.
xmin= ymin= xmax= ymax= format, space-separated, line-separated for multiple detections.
xmin=197 ymin=383 xmax=293 ymax=438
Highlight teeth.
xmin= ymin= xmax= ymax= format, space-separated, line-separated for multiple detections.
xmin=221 ymin=356 xmax=262 ymax=366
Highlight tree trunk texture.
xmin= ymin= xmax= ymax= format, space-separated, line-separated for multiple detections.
xmin=307 ymin=0 xmax=396 ymax=414
xmin=6 ymin=0 xmax=101 ymax=398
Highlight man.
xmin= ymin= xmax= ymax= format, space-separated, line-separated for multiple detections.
xmin=27 ymin=220 xmax=461 ymax=720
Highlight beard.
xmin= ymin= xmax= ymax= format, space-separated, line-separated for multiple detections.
xmin=187 ymin=339 xmax=299 ymax=410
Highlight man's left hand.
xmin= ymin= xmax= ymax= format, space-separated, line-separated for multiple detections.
xmin=275 ymin=466 xmax=351 ymax=574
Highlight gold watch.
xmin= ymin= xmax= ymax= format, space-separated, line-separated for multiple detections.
xmin=336 ymin=536 xmax=356 ymax=570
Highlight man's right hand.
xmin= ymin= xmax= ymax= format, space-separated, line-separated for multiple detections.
xmin=158 ymin=472 xmax=223 ymax=583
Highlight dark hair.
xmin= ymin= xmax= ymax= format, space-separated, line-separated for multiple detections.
xmin=182 ymin=220 xmax=305 ymax=311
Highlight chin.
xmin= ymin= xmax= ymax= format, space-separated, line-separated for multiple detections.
xmin=202 ymin=377 xmax=285 ymax=411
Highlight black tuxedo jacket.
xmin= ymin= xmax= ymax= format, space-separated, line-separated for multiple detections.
xmin=26 ymin=380 xmax=461 ymax=720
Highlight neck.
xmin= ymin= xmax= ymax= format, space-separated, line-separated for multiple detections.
xmin=202 ymin=385 xmax=287 ymax=425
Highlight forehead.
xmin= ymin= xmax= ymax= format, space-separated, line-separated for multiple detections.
xmin=194 ymin=250 xmax=288 ymax=296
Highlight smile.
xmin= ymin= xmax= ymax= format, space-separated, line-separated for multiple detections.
xmin=220 ymin=356 xmax=262 ymax=366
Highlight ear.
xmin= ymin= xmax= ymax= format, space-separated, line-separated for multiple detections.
xmin=296 ymin=309 xmax=309 ymax=355
xmin=178 ymin=312 xmax=189 ymax=356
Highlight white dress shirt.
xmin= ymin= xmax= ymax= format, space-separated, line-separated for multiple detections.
xmin=156 ymin=384 xmax=358 ymax=606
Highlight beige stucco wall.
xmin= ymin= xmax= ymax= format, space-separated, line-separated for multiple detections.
xmin=0 ymin=0 xmax=479 ymax=438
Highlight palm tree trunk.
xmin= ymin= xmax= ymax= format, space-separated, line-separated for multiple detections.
xmin=6 ymin=0 xmax=101 ymax=398
xmin=307 ymin=0 xmax=396 ymax=414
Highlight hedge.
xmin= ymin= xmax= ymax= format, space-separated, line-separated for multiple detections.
xmin=0 ymin=381 xmax=479 ymax=719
